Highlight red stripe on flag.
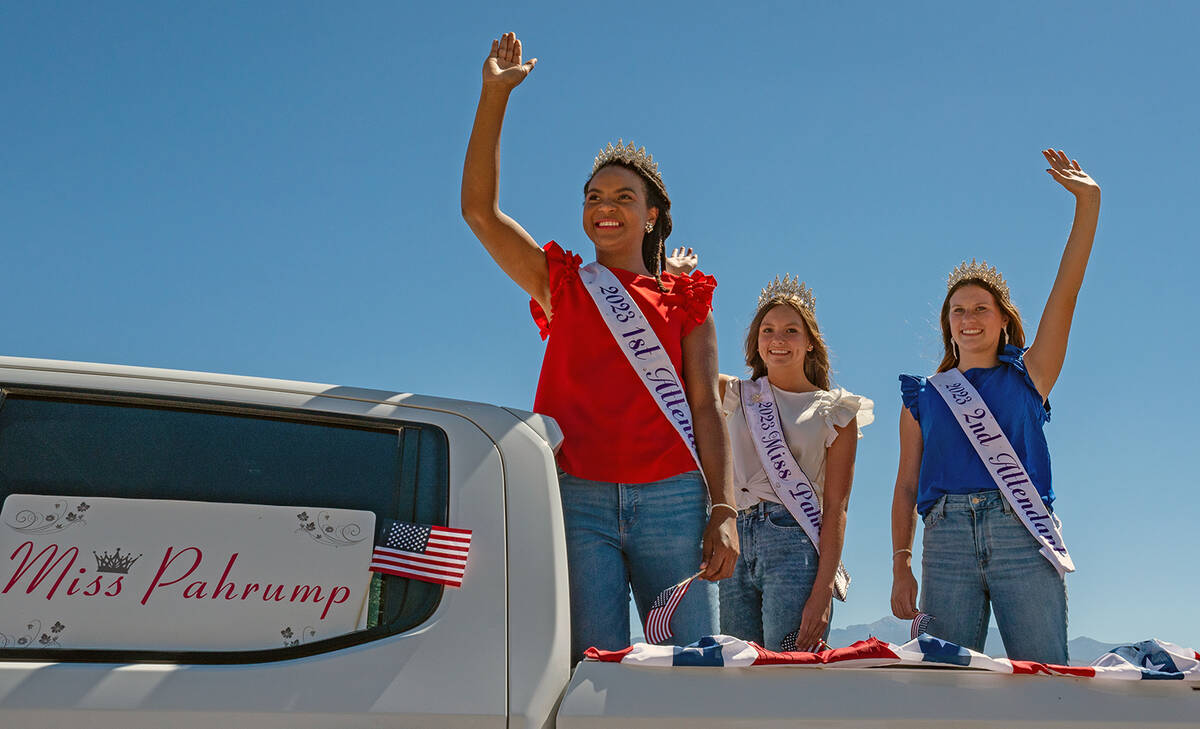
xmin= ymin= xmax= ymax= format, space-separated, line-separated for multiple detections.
xmin=426 ymin=544 xmax=470 ymax=556
xmin=373 ymin=547 xmax=467 ymax=569
xmin=429 ymin=532 xmax=471 ymax=544
xmin=371 ymin=555 xmax=466 ymax=578
xmin=1008 ymin=661 xmax=1097 ymax=677
xmin=753 ymin=637 xmax=901 ymax=666
xmin=370 ymin=561 xmax=464 ymax=587
xmin=584 ymin=645 xmax=636 ymax=662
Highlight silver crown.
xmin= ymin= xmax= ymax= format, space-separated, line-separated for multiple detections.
xmin=947 ymin=259 xmax=1010 ymax=302
xmin=758 ymin=274 xmax=815 ymax=312
xmin=593 ymin=139 xmax=661 ymax=181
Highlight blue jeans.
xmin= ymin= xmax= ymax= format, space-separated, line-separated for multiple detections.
xmin=558 ymin=470 xmax=718 ymax=663
xmin=920 ymin=490 xmax=1068 ymax=664
xmin=718 ymin=501 xmax=829 ymax=651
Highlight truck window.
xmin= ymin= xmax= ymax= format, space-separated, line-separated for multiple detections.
xmin=0 ymin=391 xmax=449 ymax=662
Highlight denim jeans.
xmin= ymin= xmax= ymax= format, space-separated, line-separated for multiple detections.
xmin=920 ymin=490 xmax=1068 ymax=664
xmin=718 ymin=501 xmax=829 ymax=651
xmin=558 ymin=470 xmax=718 ymax=663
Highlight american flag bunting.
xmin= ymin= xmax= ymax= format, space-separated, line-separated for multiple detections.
xmin=584 ymin=634 xmax=1200 ymax=681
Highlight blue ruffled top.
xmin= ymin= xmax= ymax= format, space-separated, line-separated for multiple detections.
xmin=899 ymin=345 xmax=1054 ymax=516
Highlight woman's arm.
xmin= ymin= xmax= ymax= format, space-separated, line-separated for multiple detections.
xmin=890 ymin=407 xmax=923 ymax=620
xmin=460 ymin=32 xmax=551 ymax=314
xmin=1022 ymin=149 xmax=1101 ymax=401
xmin=683 ymin=315 xmax=739 ymax=581
xmin=793 ymin=416 xmax=857 ymax=652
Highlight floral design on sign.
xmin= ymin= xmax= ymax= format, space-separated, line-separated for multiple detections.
xmin=294 ymin=511 xmax=366 ymax=548
xmin=280 ymin=625 xmax=317 ymax=647
xmin=6 ymin=500 xmax=90 ymax=535
xmin=0 ymin=620 xmax=66 ymax=648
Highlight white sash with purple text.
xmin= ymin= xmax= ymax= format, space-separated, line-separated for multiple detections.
xmin=739 ymin=377 xmax=850 ymax=601
xmin=928 ymin=368 xmax=1075 ymax=576
xmin=578 ymin=262 xmax=703 ymax=472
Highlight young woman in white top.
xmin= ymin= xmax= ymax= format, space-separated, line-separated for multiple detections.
xmin=667 ymin=252 xmax=873 ymax=652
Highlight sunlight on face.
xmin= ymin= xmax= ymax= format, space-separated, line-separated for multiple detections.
xmin=948 ymin=284 xmax=1009 ymax=354
xmin=757 ymin=304 xmax=812 ymax=371
xmin=582 ymin=166 xmax=656 ymax=256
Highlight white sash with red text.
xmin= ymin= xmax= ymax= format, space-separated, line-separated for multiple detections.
xmin=739 ymin=377 xmax=850 ymax=600
xmin=578 ymin=262 xmax=703 ymax=473
xmin=928 ymin=368 xmax=1075 ymax=576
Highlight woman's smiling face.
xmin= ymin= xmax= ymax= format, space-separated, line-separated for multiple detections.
xmin=583 ymin=165 xmax=656 ymax=258
xmin=757 ymin=304 xmax=813 ymax=372
xmin=947 ymin=284 xmax=1009 ymax=356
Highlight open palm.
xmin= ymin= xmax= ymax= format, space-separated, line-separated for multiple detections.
xmin=1043 ymin=149 xmax=1099 ymax=198
xmin=483 ymin=32 xmax=537 ymax=90
xmin=665 ymin=246 xmax=698 ymax=275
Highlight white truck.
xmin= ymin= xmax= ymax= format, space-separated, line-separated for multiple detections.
xmin=0 ymin=355 xmax=1195 ymax=728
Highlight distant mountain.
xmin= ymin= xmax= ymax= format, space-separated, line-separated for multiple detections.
xmin=828 ymin=615 xmax=1124 ymax=665
xmin=1067 ymin=636 xmax=1127 ymax=665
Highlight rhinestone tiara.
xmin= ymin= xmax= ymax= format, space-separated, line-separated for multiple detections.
xmin=947 ymin=259 xmax=1010 ymax=302
xmin=593 ymin=139 xmax=662 ymax=181
xmin=758 ymin=274 xmax=815 ymax=312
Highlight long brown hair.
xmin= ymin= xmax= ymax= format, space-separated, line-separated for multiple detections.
xmin=936 ymin=279 xmax=1026 ymax=373
xmin=744 ymin=297 xmax=831 ymax=390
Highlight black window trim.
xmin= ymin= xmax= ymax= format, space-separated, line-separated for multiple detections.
xmin=0 ymin=384 xmax=449 ymax=664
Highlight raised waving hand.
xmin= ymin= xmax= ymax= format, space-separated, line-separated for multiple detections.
xmin=665 ymin=246 xmax=698 ymax=276
xmin=1042 ymin=149 xmax=1100 ymax=198
xmin=462 ymin=32 xmax=550 ymax=313
xmin=1023 ymin=149 xmax=1101 ymax=400
xmin=483 ymin=32 xmax=538 ymax=90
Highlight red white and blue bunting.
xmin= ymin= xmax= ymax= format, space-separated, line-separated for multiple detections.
xmin=585 ymin=634 xmax=1200 ymax=681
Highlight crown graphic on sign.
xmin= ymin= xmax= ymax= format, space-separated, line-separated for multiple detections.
xmin=93 ymin=548 xmax=142 ymax=574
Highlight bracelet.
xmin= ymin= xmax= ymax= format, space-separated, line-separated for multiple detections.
xmin=710 ymin=503 xmax=739 ymax=518
xmin=892 ymin=548 xmax=913 ymax=558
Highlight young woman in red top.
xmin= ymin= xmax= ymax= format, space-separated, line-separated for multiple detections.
xmin=461 ymin=32 xmax=738 ymax=662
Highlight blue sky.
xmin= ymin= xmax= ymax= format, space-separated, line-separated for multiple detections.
xmin=4 ymin=2 xmax=1198 ymax=649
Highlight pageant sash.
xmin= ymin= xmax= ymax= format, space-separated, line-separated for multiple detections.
xmin=739 ymin=377 xmax=850 ymax=601
xmin=928 ymin=368 xmax=1075 ymax=576
xmin=578 ymin=262 xmax=703 ymax=472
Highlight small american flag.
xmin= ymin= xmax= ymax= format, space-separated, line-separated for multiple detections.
xmin=370 ymin=520 xmax=472 ymax=588
xmin=780 ymin=628 xmax=832 ymax=653
xmin=780 ymin=628 xmax=798 ymax=652
xmin=644 ymin=573 xmax=698 ymax=644
xmin=911 ymin=612 xmax=935 ymax=640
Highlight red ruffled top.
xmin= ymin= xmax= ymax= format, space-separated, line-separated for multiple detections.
xmin=531 ymin=241 xmax=717 ymax=483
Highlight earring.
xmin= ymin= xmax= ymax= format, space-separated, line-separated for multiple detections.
xmin=952 ymin=340 xmax=959 ymax=359
xmin=999 ymin=329 xmax=1008 ymax=349
xmin=807 ymin=345 xmax=813 ymax=352
xmin=645 ymin=221 xmax=654 ymax=233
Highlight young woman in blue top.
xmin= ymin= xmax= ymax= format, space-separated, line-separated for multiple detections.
xmin=889 ymin=149 xmax=1100 ymax=664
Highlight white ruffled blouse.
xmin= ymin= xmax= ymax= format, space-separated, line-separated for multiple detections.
xmin=721 ymin=379 xmax=875 ymax=511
